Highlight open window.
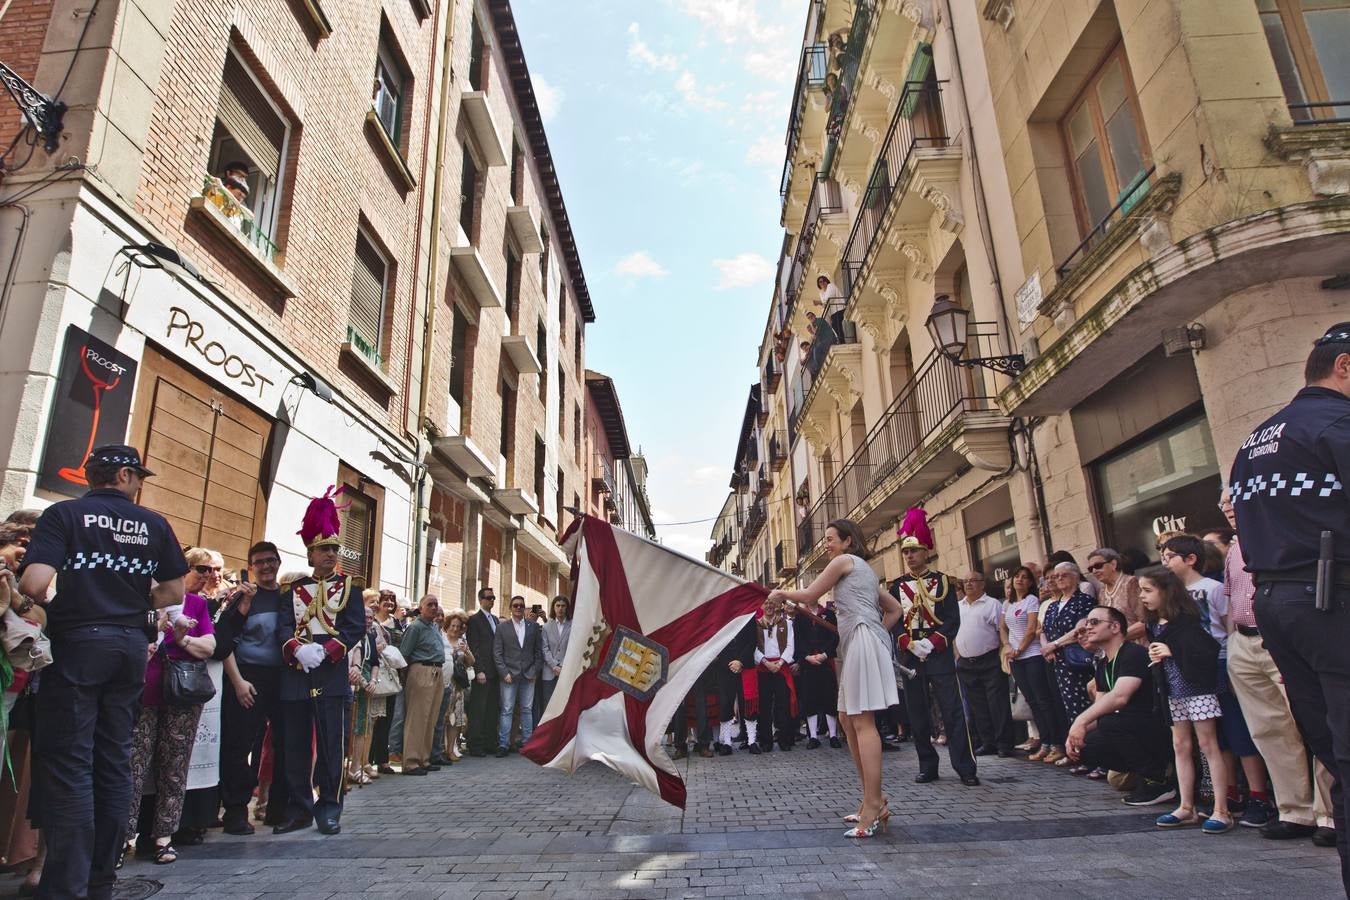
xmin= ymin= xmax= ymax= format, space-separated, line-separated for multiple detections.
xmin=207 ymin=48 xmax=291 ymax=258
xmin=373 ymin=38 xmax=407 ymax=146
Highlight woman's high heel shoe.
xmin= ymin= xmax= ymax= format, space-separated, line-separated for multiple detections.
xmin=845 ymin=809 xmax=890 ymax=838
xmin=843 ymin=796 xmax=889 ymax=823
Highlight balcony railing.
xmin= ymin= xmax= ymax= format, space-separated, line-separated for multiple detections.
xmin=840 ymin=81 xmax=948 ymax=297
xmin=763 ymin=355 xmax=782 ymax=394
xmin=783 ymin=176 xmax=843 ymax=322
xmin=769 ymin=430 xmax=788 ymax=469
xmin=1289 ymin=100 xmax=1350 ymax=125
xmin=757 ymin=461 xmax=772 ymax=494
xmin=1055 ymin=165 xmax=1157 ymax=279
xmin=775 ymin=539 xmax=797 ymax=577
xmin=199 ymin=177 xmax=282 ymax=266
xmin=779 ymin=42 xmax=830 ymax=202
xmin=819 ymin=0 xmax=877 ymax=176
xmin=744 ymin=496 xmax=768 ymax=547
xmin=796 ymin=324 xmax=1005 ymax=562
xmin=592 ymin=454 xmax=616 ymax=496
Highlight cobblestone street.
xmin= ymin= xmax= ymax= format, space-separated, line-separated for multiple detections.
xmin=108 ymin=742 xmax=1341 ymax=900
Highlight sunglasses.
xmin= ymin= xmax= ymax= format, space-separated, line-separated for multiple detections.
xmin=1084 ymin=617 xmax=1111 ymax=626
xmin=192 ymin=565 xmax=222 ymax=575
xmin=1087 ymin=561 xmax=1106 ymax=572
xmin=511 ymin=603 xmax=526 ymax=609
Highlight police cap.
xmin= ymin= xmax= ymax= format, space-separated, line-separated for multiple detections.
xmin=1314 ymin=322 xmax=1350 ymax=346
xmin=88 ymin=444 xmax=156 ymax=476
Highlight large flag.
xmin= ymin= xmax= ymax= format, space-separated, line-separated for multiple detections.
xmin=522 ymin=515 xmax=767 ymax=807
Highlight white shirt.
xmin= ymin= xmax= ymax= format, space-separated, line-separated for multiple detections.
xmin=512 ymin=617 xmax=526 ymax=647
xmin=754 ymin=617 xmax=795 ymax=665
xmin=819 ymin=281 xmax=845 ymax=317
xmin=955 ymin=593 xmax=1003 ymax=658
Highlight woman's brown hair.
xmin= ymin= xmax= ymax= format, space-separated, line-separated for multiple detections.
xmin=826 ymin=519 xmax=868 ymax=559
xmin=1009 ymin=565 xmax=1037 ymax=601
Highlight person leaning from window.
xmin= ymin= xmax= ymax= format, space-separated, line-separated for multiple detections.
xmin=19 ymin=444 xmax=188 ymax=900
xmin=124 ymin=547 xmax=218 ymax=865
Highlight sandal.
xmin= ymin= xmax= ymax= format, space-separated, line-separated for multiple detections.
xmin=1156 ymin=809 xmax=1200 ymax=828
xmin=154 ymin=844 xmax=178 ymax=865
xmin=1086 ymin=767 xmax=1108 ymax=780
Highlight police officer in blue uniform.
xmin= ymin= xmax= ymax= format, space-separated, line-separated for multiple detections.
xmin=19 ymin=445 xmax=189 ymax=900
xmin=273 ymin=488 xmax=366 ymax=836
xmin=1229 ymin=323 xmax=1350 ymax=896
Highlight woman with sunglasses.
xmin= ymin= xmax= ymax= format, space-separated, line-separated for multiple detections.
xmin=1086 ymin=549 xmax=1145 ymax=643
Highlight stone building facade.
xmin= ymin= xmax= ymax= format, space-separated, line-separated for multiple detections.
xmin=712 ymin=0 xmax=1349 ymax=592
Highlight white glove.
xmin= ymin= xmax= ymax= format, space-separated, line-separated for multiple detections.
xmin=910 ymin=638 xmax=934 ymax=660
xmin=295 ymin=642 xmax=326 ymax=672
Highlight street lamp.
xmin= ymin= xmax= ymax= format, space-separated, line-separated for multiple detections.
xmin=924 ymin=294 xmax=1027 ymax=376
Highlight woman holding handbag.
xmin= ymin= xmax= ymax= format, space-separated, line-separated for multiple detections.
xmin=434 ymin=610 xmax=475 ymax=764
xmin=346 ymin=599 xmax=383 ymax=785
xmin=124 ymin=548 xmax=218 ymax=866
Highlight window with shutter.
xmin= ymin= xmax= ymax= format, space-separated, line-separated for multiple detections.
xmin=209 ymin=50 xmax=290 ymax=245
xmin=373 ymin=44 xmax=404 ymax=144
xmin=349 ymin=231 xmax=387 ymax=366
xmin=338 ymin=489 xmax=375 ymax=584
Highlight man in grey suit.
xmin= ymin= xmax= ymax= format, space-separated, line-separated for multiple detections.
xmin=493 ymin=595 xmax=544 ymax=757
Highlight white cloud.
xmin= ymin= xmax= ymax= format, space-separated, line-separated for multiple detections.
xmin=627 ymin=22 xmax=680 ymax=71
xmin=745 ymin=133 xmax=782 ymax=167
xmin=690 ymin=465 xmax=724 ymax=483
xmin=675 ymin=0 xmax=788 ymax=46
xmin=614 ymin=251 xmax=668 ymax=279
xmin=664 ymin=532 xmax=713 ymax=558
xmin=533 ymin=74 xmax=563 ymax=122
xmin=712 ymin=252 xmax=775 ymax=290
xmin=742 ymin=46 xmax=798 ymax=83
xmin=675 ymin=70 xmax=728 ymax=111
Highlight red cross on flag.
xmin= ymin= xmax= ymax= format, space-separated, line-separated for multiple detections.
xmin=522 ymin=515 xmax=767 ymax=808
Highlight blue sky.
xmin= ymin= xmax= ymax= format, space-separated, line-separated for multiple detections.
xmin=512 ymin=0 xmax=805 ymax=558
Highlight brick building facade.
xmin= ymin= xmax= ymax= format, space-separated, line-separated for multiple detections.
xmin=0 ymin=0 xmax=624 ymax=603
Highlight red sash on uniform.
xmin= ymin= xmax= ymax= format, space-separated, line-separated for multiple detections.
xmin=758 ymin=658 xmax=798 ymax=717
xmin=741 ymin=668 xmax=760 ymax=717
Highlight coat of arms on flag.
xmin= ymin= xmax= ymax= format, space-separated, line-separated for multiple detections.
xmin=522 ymin=515 xmax=767 ymax=807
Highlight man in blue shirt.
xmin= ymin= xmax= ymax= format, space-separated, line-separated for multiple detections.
xmin=19 ymin=444 xmax=188 ymax=900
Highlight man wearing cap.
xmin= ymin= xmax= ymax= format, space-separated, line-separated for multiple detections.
xmin=19 ymin=445 xmax=189 ymax=900
xmin=888 ymin=508 xmax=978 ymax=786
xmin=273 ymin=487 xmax=366 ymax=836
xmin=1229 ymin=323 xmax=1350 ymax=895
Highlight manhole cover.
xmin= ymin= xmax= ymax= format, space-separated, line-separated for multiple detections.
xmin=113 ymin=878 xmax=162 ymax=900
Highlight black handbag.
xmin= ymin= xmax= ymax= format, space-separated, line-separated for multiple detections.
xmin=451 ymin=657 xmax=470 ymax=690
xmin=163 ymin=656 xmax=216 ymax=706
xmin=1060 ymin=642 xmax=1096 ymax=671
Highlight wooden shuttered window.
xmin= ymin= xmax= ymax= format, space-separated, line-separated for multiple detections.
xmin=338 ymin=489 xmax=375 ymax=584
xmin=218 ymin=53 xmax=285 ymax=180
xmin=348 ymin=232 xmax=387 ymax=364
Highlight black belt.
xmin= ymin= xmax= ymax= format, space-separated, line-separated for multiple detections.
xmin=412 ymin=660 xmax=442 ymax=667
xmin=1236 ymin=625 xmax=1261 ymax=638
xmin=1254 ymin=564 xmax=1350 ymax=587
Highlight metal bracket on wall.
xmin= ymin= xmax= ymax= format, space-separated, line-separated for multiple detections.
xmin=0 ymin=62 xmax=66 ymax=153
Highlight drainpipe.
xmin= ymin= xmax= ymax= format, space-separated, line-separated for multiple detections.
xmin=408 ymin=0 xmax=457 ymax=598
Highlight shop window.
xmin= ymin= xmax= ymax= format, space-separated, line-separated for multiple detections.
xmin=1258 ymin=0 xmax=1350 ymax=122
xmin=349 ymin=229 xmax=389 ymax=366
xmin=1061 ymin=45 xmax=1150 ymax=237
xmin=1094 ymin=414 xmax=1224 ymax=564
xmin=969 ymin=522 xmax=1019 ymax=599
xmin=207 ymin=48 xmax=291 ymax=251
xmin=373 ymin=34 xmax=408 ymax=147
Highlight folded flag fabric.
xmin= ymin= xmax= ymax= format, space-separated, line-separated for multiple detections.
xmin=522 ymin=515 xmax=767 ymax=807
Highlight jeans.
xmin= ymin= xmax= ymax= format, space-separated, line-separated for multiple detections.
xmin=36 ymin=624 xmax=148 ymax=900
xmin=498 ymin=677 xmax=536 ymax=749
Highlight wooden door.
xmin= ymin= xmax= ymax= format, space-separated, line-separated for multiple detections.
xmin=130 ymin=349 xmax=271 ymax=570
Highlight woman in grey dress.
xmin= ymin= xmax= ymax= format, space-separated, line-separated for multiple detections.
xmin=768 ymin=519 xmax=901 ymax=838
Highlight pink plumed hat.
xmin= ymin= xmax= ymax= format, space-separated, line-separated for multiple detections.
xmin=897 ymin=507 xmax=933 ymax=551
xmin=299 ymin=484 xmax=348 ymax=549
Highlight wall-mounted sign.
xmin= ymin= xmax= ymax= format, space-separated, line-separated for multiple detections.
xmin=38 ymin=326 xmax=139 ymax=497
xmin=1015 ymin=271 xmax=1042 ymax=327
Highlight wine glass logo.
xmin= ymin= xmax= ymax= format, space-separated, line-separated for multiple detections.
xmin=57 ymin=345 xmax=123 ymax=486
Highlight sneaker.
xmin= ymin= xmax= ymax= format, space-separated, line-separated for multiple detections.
xmin=1240 ymin=798 xmax=1276 ymax=829
xmin=1124 ymin=779 xmax=1177 ymax=806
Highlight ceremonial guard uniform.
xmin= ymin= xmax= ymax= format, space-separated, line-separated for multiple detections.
xmin=714 ymin=619 xmax=756 ymax=754
xmin=753 ymin=607 xmax=797 ymax=751
xmin=1229 ymin=323 xmax=1350 ymax=894
xmin=889 ymin=508 xmax=977 ymax=784
xmin=275 ymin=488 xmax=366 ymax=835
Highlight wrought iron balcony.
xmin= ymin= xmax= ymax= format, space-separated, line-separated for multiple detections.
xmin=1055 ymin=165 xmax=1156 ymax=279
xmin=592 ymin=454 xmax=616 ymax=496
xmin=818 ymin=0 xmax=876 ymax=177
xmin=783 ymin=175 xmax=844 ymax=323
xmin=797 ymin=325 xmax=1009 ymax=568
xmin=743 ymin=496 xmax=768 ymax=547
xmin=775 ymin=539 xmax=797 ymax=578
xmin=757 ymin=461 xmax=773 ymax=495
xmin=763 ymin=355 xmax=782 ymax=394
xmin=769 ymin=430 xmax=788 ymax=470
xmin=840 ymin=81 xmax=949 ymax=298
xmin=779 ymin=41 xmax=830 ymax=203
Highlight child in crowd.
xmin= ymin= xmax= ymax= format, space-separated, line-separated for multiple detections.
xmin=1139 ymin=567 xmax=1233 ymax=834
